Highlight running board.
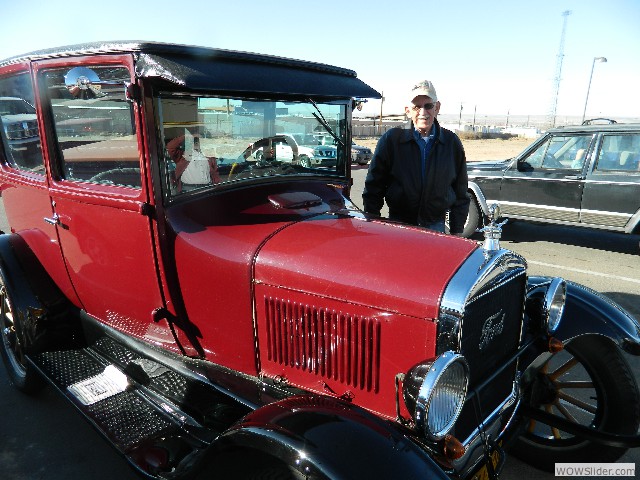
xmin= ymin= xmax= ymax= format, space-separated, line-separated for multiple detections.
xmin=28 ymin=335 xmax=249 ymax=478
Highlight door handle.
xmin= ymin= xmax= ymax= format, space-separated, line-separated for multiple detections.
xmin=43 ymin=213 xmax=60 ymax=225
xmin=564 ymin=175 xmax=585 ymax=180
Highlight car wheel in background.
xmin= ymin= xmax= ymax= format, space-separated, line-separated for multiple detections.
xmin=462 ymin=198 xmax=482 ymax=237
xmin=299 ymin=156 xmax=311 ymax=168
xmin=446 ymin=196 xmax=482 ymax=237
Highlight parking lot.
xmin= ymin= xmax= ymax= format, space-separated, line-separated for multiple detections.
xmin=1 ymin=177 xmax=639 ymax=478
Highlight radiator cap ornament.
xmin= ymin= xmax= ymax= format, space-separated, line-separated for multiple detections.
xmin=480 ymin=204 xmax=507 ymax=251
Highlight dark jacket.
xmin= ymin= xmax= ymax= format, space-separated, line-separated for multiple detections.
xmin=362 ymin=120 xmax=470 ymax=233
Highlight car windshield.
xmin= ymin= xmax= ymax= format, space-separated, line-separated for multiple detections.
xmin=157 ymin=95 xmax=348 ymax=197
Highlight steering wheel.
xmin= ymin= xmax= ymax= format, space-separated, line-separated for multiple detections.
xmin=88 ymin=167 xmax=141 ymax=187
xmin=240 ymin=135 xmax=299 ymax=166
xmin=232 ymin=161 xmax=298 ymax=181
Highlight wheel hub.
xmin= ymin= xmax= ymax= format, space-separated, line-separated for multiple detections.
xmin=531 ymin=371 xmax=558 ymax=406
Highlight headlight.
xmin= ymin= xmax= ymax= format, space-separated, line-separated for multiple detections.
xmin=402 ymin=352 xmax=469 ymax=441
xmin=544 ymin=277 xmax=566 ymax=333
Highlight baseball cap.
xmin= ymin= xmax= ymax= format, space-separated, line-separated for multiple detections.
xmin=409 ymin=80 xmax=438 ymax=104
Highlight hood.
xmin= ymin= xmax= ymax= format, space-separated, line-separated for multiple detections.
xmin=467 ymin=159 xmax=512 ymax=172
xmin=1 ymin=113 xmax=37 ymax=122
xmin=352 ymin=144 xmax=371 ymax=152
xmin=254 ymin=215 xmax=477 ymax=320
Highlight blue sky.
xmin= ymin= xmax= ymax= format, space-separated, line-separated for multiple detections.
xmin=1 ymin=0 xmax=638 ymax=119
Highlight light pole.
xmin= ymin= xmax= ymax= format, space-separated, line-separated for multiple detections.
xmin=581 ymin=56 xmax=607 ymax=123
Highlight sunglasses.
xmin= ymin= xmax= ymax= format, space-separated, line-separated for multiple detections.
xmin=410 ymin=103 xmax=436 ymax=112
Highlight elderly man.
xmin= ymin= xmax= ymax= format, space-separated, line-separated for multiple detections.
xmin=362 ymin=80 xmax=469 ymax=234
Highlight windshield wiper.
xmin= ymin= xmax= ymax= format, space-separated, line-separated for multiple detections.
xmin=308 ymin=98 xmax=344 ymax=148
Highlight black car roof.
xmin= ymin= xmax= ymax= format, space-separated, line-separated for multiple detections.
xmin=0 ymin=41 xmax=381 ymax=100
xmin=550 ymin=123 xmax=640 ymax=134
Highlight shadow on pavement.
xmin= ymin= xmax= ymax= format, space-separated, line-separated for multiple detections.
xmin=499 ymin=221 xmax=639 ymax=255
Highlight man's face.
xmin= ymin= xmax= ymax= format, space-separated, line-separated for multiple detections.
xmin=406 ymin=95 xmax=440 ymax=135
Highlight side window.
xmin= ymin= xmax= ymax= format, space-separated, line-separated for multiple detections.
xmin=0 ymin=73 xmax=45 ymax=173
xmin=541 ymin=135 xmax=591 ymax=169
xmin=519 ymin=135 xmax=592 ymax=171
xmin=595 ymin=134 xmax=640 ymax=172
xmin=42 ymin=66 xmax=141 ymax=188
xmin=520 ymin=138 xmax=549 ymax=169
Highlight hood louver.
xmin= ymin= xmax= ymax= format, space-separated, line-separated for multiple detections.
xmin=263 ymin=297 xmax=381 ymax=393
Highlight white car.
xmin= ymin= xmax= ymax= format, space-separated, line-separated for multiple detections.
xmin=252 ymin=134 xmax=337 ymax=168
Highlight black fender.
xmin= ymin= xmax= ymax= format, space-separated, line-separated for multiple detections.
xmin=527 ymin=276 xmax=640 ymax=355
xmin=0 ymin=233 xmax=77 ymax=353
xmin=468 ymin=181 xmax=490 ymax=217
xmin=205 ymin=395 xmax=449 ymax=479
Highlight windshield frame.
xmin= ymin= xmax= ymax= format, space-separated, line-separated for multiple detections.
xmin=154 ymin=90 xmax=352 ymax=204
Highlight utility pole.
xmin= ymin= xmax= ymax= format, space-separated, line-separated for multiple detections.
xmin=546 ymin=10 xmax=571 ymax=128
xmin=379 ymin=91 xmax=384 ymax=134
xmin=582 ymin=57 xmax=608 ymax=123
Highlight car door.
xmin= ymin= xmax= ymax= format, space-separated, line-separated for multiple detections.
xmin=498 ymin=133 xmax=594 ymax=223
xmin=581 ymin=132 xmax=640 ymax=231
xmin=34 ymin=57 xmax=180 ymax=349
xmin=0 ymin=66 xmax=80 ymax=305
xmin=274 ymin=138 xmax=294 ymax=161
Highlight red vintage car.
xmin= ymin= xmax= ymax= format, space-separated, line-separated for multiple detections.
xmin=0 ymin=42 xmax=639 ymax=479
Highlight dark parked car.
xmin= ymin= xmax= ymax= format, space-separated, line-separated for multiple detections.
xmin=0 ymin=96 xmax=41 ymax=170
xmin=351 ymin=141 xmax=372 ymax=165
xmin=462 ymin=122 xmax=640 ymax=238
xmin=1 ymin=42 xmax=640 ymax=480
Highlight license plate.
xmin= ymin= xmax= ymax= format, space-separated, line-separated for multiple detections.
xmin=471 ymin=448 xmax=501 ymax=480
xmin=67 ymin=365 xmax=129 ymax=405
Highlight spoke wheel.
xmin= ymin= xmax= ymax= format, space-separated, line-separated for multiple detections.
xmin=0 ymin=275 xmax=45 ymax=393
xmin=511 ymin=335 xmax=640 ymax=471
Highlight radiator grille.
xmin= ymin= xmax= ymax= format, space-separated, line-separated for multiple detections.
xmin=455 ymin=269 xmax=526 ymax=439
xmin=264 ymin=297 xmax=381 ymax=392
xmin=461 ymin=270 xmax=526 ymax=389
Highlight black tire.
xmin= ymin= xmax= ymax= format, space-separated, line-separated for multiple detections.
xmin=446 ymin=196 xmax=482 ymax=237
xmin=0 ymin=275 xmax=46 ymax=394
xmin=299 ymin=155 xmax=312 ymax=168
xmin=461 ymin=197 xmax=481 ymax=237
xmin=200 ymin=450 xmax=309 ymax=480
xmin=510 ymin=335 xmax=640 ymax=472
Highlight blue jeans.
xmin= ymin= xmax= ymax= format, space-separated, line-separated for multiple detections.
xmin=423 ymin=219 xmax=445 ymax=233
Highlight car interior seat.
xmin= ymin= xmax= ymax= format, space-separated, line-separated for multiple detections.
xmin=618 ymin=151 xmax=638 ymax=171
xmin=597 ymin=151 xmax=621 ymax=170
